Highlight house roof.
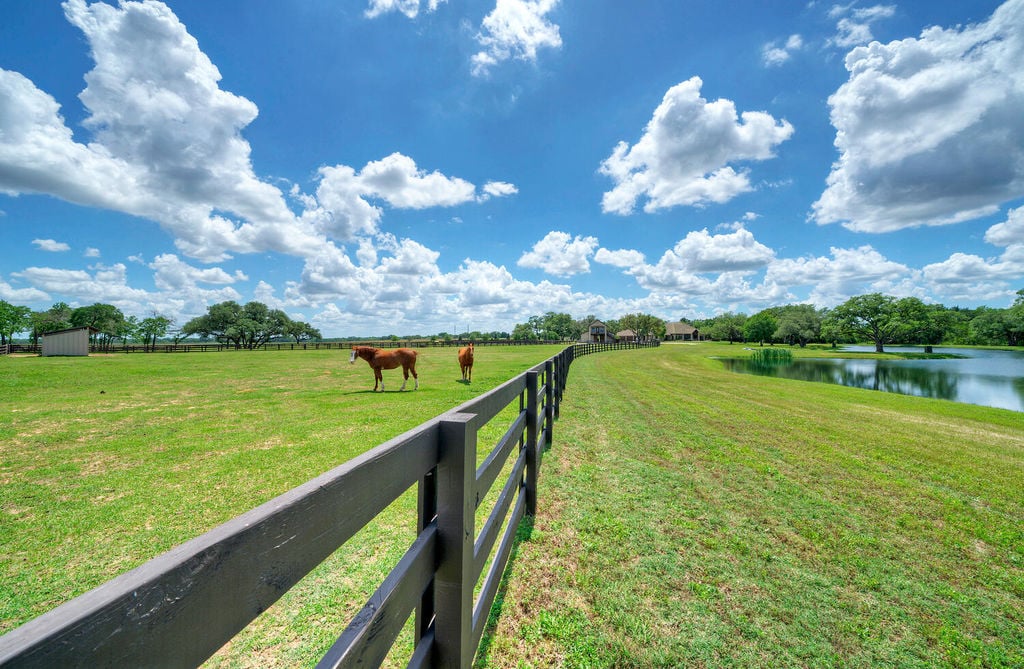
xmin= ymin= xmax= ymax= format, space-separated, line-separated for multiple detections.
xmin=665 ymin=322 xmax=697 ymax=335
xmin=616 ymin=329 xmax=636 ymax=337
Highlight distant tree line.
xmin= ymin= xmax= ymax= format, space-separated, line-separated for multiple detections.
xmin=5 ymin=291 xmax=1022 ymax=353
xmin=509 ymin=311 xmax=667 ymax=341
xmin=690 ymin=291 xmax=1024 ymax=352
xmin=0 ymin=299 xmax=321 ymax=351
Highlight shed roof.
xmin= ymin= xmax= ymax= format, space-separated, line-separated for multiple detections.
xmin=42 ymin=326 xmax=99 ymax=337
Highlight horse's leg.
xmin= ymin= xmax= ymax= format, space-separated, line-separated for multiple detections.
xmin=375 ymin=367 xmax=383 ymax=392
xmin=400 ymin=365 xmax=408 ymax=391
xmin=411 ymin=362 xmax=418 ymax=390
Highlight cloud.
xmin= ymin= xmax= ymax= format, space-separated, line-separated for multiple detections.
xmin=517 ymin=231 xmax=599 ymax=277
xmin=765 ymin=245 xmax=909 ymax=305
xmin=0 ymin=68 xmax=134 ymax=206
xmin=762 ymin=34 xmax=803 ymax=66
xmin=917 ymin=206 xmax=1024 ymax=300
xmin=813 ymin=0 xmax=1024 ymax=232
xmin=594 ymin=248 xmax=645 ymax=268
xmin=300 ymin=154 xmax=512 ymax=241
xmin=0 ymin=0 xmax=318 ymax=264
xmin=13 ymin=263 xmax=152 ymax=306
xmin=33 ymin=239 xmax=71 ymax=252
xmin=610 ymin=228 xmax=775 ymax=299
xmin=655 ymin=228 xmax=775 ymax=274
xmin=84 ymin=247 xmax=101 ymax=258
xmin=480 ymin=181 xmax=519 ymax=199
xmin=985 ymin=206 xmax=1024 ymax=247
xmin=600 ymin=77 xmax=794 ymax=214
xmin=150 ymin=253 xmax=248 ymax=291
xmin=0 ymin=1 xmax=512 ymax=268
xmin=471 ymin=0 xmax=562 ymax=77
xmin=357 ymin=153 xmax=486 ymax=208
xmin=364 ymin=0 xmax=445 ymax=19
xmin=0 ymin=279 xmax=49 ymax=303
xmin=828 ymin=4 xmax=895 ymax=48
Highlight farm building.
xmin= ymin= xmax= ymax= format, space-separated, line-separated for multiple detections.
xmin=616 ymin=329 xmax=636 ymax=342
xmin=579 ymin=320 xmax=613 ymax=343
xmin=664 ymin=321 xmax=700 ymax=341
xmin=41 ymin=326 xmax=96 ymax=357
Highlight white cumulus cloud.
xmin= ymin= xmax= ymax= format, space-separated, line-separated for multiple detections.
xmin=32 ymin=239 xmax=71 ymax=252
xmin=600 ymin=76 xmax=794 ymax=215
xmin=985 ymin=206 xmax=1024 ymax=247
xmin=594 ymin=248 xmax=646 ymax=269
xmin=471 ymin=0 xmax=562 ymax=77
xmin=517 ymin=231 xmax=599 ymax=277
xmin=762 ymin=34 xmax=803 ymax=66
xmin=813 ymin=0 xmax=1024 ymax=232
xmin=480 ymin=181 xmax=519 ymax=199
xmin=766 ymin=245 xmax=909 ymax=306
xmin=365 ymin=0 xmax=445 ymax=19
xmin=829 ymin=4 xmax=896 ymax=48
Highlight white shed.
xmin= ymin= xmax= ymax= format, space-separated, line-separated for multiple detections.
xmin=41 ymin=326 xmax=96 ymax=357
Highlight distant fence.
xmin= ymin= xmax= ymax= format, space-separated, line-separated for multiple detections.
xmin=4 ymin=339 xmax=580 ymax=355
xmin=0 ymin=340 xmax=658 ymax=668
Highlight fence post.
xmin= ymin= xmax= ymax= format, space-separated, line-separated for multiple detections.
xmin=525 ymin=371 xmax=539 ymax=516
xmin=435 ymin=413 xmax=477 ymax=668
xmin=544 ymin=360 xmax=554 ymax=447
xmin=552 ymin=353 xmax=563 ymax=421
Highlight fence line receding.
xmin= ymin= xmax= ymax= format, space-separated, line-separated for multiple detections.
xmin=0 ymin=341 xmax=658 ymax=668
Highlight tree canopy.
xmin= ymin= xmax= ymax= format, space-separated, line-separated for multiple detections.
xmin=823 ymin=294 xmax=928 ymax=353
xmin=180 ymin=301 xmax=320 ymax=349
xmin=0 ymin=300 xmax=32 ymax=345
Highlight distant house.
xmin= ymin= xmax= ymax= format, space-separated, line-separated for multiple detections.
xmin=664 ymin=321 xmax=700 ymax=341
xmin=579 ymin=320 xmax=613 ymax=343
xmin=41 ymin=326 xmax=96 ymax=357
xmin=616 ymin=329 xmax=637 ymax=343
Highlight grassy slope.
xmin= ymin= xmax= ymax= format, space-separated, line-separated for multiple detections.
xmin=0 ymin=345 xmax=563 ymax=666
xmin=477 ymin=343 xmax=1023 ymax=668
xmin=3 ymin=343 xmax=1022 ymax=667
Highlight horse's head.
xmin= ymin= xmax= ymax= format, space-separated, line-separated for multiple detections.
xmin=349 ymin=346 xmax=358 ymax=364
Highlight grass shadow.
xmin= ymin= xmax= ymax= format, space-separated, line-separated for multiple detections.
xmin=473 ymin=515 xmax=534 ymax=667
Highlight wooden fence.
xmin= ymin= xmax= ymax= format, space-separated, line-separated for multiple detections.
xmin=4 ymin=339 xmax=575 ymax=355
xmin=0 ymin=341 xmax=658 ymax=668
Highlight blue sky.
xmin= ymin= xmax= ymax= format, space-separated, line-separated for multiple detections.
xmin=1 ymin=0 xmax=1022 ymax=337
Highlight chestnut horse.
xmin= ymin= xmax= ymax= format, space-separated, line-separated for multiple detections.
xmin=458 ymin=343 xmax=474 ymax=382
xmin=349 ymin=346 xmax=419 ymax=392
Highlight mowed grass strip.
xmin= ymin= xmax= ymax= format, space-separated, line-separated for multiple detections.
xmin=0 ymin=345 xmax=563 ymax=666
xmin=477 ymin=343 xmax=1024 ymax=668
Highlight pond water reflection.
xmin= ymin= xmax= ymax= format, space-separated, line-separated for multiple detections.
xmin=720 ymin=347 xmax=1024 ymax=412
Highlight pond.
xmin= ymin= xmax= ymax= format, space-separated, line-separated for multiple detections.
xmin=719 ymin=347 xmax=1024 ymax=412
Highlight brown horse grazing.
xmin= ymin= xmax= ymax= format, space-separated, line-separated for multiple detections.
xmin=458 ymin=343 xmax=474 ymax=382
xmin=349 ymin=346 xmax=419 ymax=392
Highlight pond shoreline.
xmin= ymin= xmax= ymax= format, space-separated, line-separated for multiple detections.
xmin=719 ymin=345 xmax=1024 ymax=412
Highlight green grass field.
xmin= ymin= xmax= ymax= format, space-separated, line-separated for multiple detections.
xmin=0 ymin=344 xmax=563 ymax=666
xmin=2 ymin=343 xmax=1022 ymax=667
xmin=480 ymin=343 xmax=1024 ymax=668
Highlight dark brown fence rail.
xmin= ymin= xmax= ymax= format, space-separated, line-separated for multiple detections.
xmin=0 ymin=341 xmax=658 ymax=668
